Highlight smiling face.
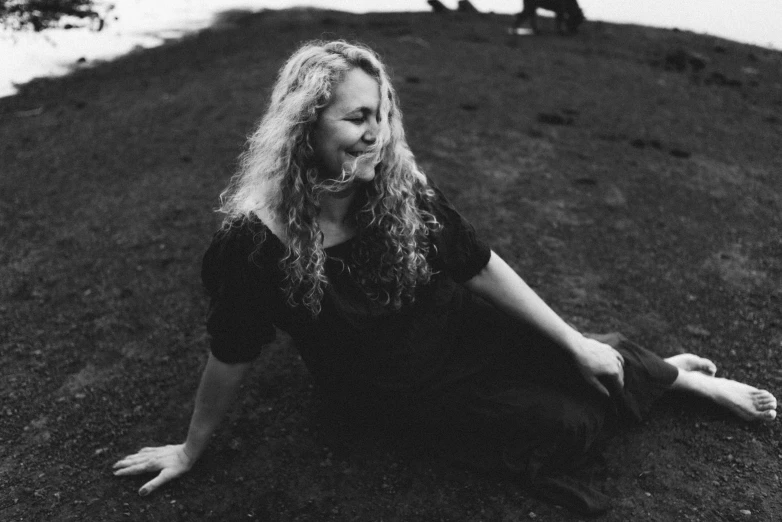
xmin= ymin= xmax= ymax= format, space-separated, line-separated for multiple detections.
xmin=312 ymin=68 xmax=382 ymax=183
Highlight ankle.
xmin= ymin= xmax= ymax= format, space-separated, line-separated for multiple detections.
xmin=672 ymin=369 xmax=715 ymax=398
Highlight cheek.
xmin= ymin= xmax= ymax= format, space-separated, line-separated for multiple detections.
xmin=332 ymin=123 xmax=364 ymax=146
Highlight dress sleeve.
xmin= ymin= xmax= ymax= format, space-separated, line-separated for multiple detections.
xmin=425 ymin=183 xmax=492 ymax=283
xmin=201 ymin=221 xmax=277 ymax=364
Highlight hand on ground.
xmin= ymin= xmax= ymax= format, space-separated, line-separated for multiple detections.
xmin=113 ymin=444 xmax=194 ymax=496
xmin=571 ymin=335 xmax=625 ymax=397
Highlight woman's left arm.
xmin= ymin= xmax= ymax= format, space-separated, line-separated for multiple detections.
xmin=464 ymin=250 xmax=625 ymax=396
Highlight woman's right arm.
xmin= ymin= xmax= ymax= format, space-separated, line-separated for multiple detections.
xmin=113 ymin=353 xmax=252 ymax=496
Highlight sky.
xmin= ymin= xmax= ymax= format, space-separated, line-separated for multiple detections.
xmin=1 ymin=0 xmax=780 ymax=99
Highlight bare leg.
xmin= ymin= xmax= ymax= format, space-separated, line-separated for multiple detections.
xmin=664 ymin=353 xmax=717 ymax=376
xmin=670 ymin=368 xmax=777 ymax=422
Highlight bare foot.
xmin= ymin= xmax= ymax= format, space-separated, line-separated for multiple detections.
xmin=710 ymin=378 xmax=777 ymax=422
xmin=665 ymin=353 xmax=717 ymax=376
xmin=674 ymin=371 xmax=777 ymax=422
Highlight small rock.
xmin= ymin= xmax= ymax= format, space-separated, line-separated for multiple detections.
xmin=603 ymin=185 xmax=627 ymax=208
xmin=740 ymin=509 xmax=751 ymax=516
xmin=670 ymin=148 xmax=691 ymax=159
xmin=397 ymin=35 xmax=430 ymax=48
xmin=705 ymin=71 xmax=743 ymax=88
xmin=663 ymin=48 xmax=709 ymax=72
xmin=537 ymin=112 xmax=573 ymax=126
xmin=686 ymin=325 xmax=710 ymax=337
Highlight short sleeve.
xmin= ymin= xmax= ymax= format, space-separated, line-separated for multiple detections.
xmin=425 ymin=183 xmax=492 ymax=283
xmin=201 ymin=221 xmax=277 ymax=364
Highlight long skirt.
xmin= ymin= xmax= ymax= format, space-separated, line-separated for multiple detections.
xmin=413 ymin=329 xmax=679 ymax=515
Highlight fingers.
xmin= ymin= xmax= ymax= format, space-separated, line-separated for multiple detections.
xmin=113 ymin=446 xmax=174 ymax=469
xmin=113 ymin=461 xmax=158 ymax=476
xmin=140 ymin=469 xmax=179 ymax=496
xmin=609 ymin=347 xmax=625 ymax=389
xmin=113 ymin=454 xmax=151 ymax=469
xmin=611 ymin=348 xmax=625 ymax=371
xmin=113 ymin=448 xmax=168 ymax=475
xmin=589 ymin=377 xmax=610 ymax=397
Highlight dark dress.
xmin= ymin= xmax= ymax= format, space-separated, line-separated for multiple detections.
xmin=201 ymin=187 xmax=678 ymax=515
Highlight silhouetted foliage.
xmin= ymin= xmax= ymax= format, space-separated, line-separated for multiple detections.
xmin=1 ymin=0 xmax=103 ymax=31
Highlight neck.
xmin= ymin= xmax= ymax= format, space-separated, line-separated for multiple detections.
xmin=319 ymin=187 xmax=358 ymax=225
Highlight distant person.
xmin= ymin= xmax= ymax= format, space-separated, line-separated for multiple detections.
xmin=113 ymin=41 xmax=777 ymax=515
xmin=427 ymin=0 xmax=450 ymax=13
xmin=513 ymin=0 xmax=585 ymax=34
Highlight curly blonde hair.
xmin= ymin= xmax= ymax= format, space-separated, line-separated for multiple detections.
xmin=219 ymin=40 xmax=440 ymax=316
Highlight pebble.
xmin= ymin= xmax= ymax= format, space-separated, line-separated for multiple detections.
xmin=740 ymin=509 xmax=751 ymax=516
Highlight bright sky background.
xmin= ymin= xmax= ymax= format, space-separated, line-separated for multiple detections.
xmin=2 ymin=0 xmax=780 ymax=99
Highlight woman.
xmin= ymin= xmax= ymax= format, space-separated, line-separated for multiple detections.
xmin=113 ymin=41 xmax=777 ymax=514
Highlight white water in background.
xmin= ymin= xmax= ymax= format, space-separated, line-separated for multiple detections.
xmin=1 ymin=0 xmax=780 ymax=99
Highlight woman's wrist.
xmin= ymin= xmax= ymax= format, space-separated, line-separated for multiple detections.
xmin=181 ymin=441 xmax=203 ymax=465
xmin=560 ymin=327 xmax=585 ymax=355
xmin=182 ymin=431 xmax=210 ymax=463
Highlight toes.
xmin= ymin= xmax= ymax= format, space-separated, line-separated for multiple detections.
xmin=760 ymin=409 xmax=777 ymax=421
xmin=692 ymin=356 xmax=716 ymax=375
xmin=753 ymin=390 xmax=776 ymax=402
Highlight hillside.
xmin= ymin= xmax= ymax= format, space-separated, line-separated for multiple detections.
xmin=1 ymin=8 xmax=781 ymax=521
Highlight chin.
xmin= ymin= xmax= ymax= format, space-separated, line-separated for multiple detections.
xmin=354 ymin=168 xmax=376 ymax=182
xmin=342 ymin=157 xmax=378 ymax=183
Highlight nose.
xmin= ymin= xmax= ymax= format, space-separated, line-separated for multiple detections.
xmin=362 ymin=119 xmax=379 ymax=145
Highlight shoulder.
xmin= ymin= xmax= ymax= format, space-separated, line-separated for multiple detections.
xmin=201 ymin=214 xmax=283 ymax=292
xmin=209 ymin=215 xmax=278 ymax=259
xmin=416 ymin=177 xmax=467 ymax=228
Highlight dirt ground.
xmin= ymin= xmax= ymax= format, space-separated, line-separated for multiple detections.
xmin=1 ymin=8 xmax=781 ymax=522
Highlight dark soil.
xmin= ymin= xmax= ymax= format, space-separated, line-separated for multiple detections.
xmin=2 ymin=8 xmax=781 ymax=522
